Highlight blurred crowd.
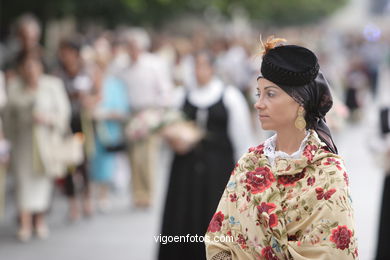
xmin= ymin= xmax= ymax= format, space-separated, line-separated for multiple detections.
xmin=0 ymin=13 xmax=390 ymax=255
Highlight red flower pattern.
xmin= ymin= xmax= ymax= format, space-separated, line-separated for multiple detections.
xmin=257 ymin=202 xmax=276 ymax=214
xmin=330 ymin=225 xmax=353 ymax=250
xmin=307 ymin=176 xmax=316 ymax=186
xmin=248 ymin=144 xmax=264 ymax=154
xmin=245 ymin=167 xmax=275 ymax=194
xmin=229 ymin=193 xmax=238 ymax=202
xmin=323 ymin=158 xmax=343 ymax=170
xmin=303 ymin=144 xmax=318 ymax=162
xmin=344 ymin=172 xmax=349 ymax=186
xmin=269 ymin=214 xmax=278 ymax=228
xmin=354 ymin=248 xmax=358 ymax=257
xmin=261 ymin=246 xmax=279 ymax=260
xmin=237 ymin=234 xmax=248 ymax=249
xmin=257 ymin=202 xmax=278 ymax=228
xmin=208 ymin=211 xmax=224 ymax=233
xmin=316 ymin=188 xmax=336 ymax=200
xmin=277 ymin=171 xmax=305 ymax=187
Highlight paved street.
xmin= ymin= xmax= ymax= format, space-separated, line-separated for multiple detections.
xmin=0 ymin=116 xmax=385 ymax=260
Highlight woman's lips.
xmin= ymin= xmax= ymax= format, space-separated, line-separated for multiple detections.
xmin=259 ymin=115 xmax=269 ymax=119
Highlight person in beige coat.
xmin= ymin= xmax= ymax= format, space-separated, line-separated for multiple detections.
xmin=5 ymin=51 xmax=71 ymax=241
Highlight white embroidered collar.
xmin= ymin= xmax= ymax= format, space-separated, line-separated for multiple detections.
xmin=188 ymin=77 xmax=224 ymax=108
xmin=263 ymin=131 xmax=310 ymax=165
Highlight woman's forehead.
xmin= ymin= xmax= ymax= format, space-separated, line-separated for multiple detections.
xmin=257 ymin=77 xmax=280 ymax=90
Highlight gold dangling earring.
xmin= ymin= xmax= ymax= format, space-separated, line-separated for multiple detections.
xmin=295 ymin=106 xmax=306 ymax=131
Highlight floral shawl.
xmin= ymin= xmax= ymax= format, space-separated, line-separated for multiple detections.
xmin=205 ymin=130 xmax=358 ymax=260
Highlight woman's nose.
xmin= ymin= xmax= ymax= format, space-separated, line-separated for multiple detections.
xmin=254 ymin=97 xmax=265 ymax=110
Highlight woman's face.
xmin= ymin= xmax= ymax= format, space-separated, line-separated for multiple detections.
xmin=254 ymin=78 xmax=301 ymax=131
xmin=195 ymin=53 xmax=213 ymax=86
xmin=59 ymin=46 xmax=80 ymax=73
xmin=21 ymin=58 xmax=42 ymax=86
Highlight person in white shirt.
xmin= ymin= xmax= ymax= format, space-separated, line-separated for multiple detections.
xmin=122 ymin=28 xmax=174 ymax=208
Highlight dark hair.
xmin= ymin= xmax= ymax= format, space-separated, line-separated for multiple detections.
xmin=276 ymin=72 xmax=338 ymax=154
xmin=59 ymin=38 xmax=82 ymax=53
xmin=193 ymin=49 xmax=216 ymax=66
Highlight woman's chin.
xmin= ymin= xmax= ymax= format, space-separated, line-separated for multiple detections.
xmin=260 ymin=122 xmax=272 ymax=131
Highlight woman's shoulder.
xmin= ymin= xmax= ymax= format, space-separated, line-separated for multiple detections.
xmin=313 ymin=151 xmax=346 ymax=172
xmin=307 ymin=151 xmax=350 ymax=189
xmin=233 ymin=143 xmax=267 ymax=173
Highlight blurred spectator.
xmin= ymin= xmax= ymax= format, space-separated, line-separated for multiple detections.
xmin=214 ymin=37 xmax=253 ymax=93
xmin=172 ymin=37 xmax=195 ymax=88
xmin=3 ymin=14 xmax=44 ymax=82
xmin=55 ymin=38 xmax=95 ymax=221
xmin=122 ymin=28 xmax=174 ymax=208
xmin=4 ymin=51 xmax=70 ymax=241
xmin=107 ymin=33 xmax=130 ymax=78
xmin=344 ymin=56 xmax=370 ymax=122
xmin=370 ymin=49 xmax=390 ymax=259
xmin=159 ymin=50 xmax=254 ymax=259
xmin=90 ymin=36 xmax=130 ymax=212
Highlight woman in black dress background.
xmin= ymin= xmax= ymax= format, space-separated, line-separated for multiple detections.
xmin=158 ymin=51 xmax=254 ymax=259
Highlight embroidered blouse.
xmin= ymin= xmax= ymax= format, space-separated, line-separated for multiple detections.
xmin=205 ymin=130 xmax=358 ymax=260
xmin=263 ymin=131 xmax=310 ymax=167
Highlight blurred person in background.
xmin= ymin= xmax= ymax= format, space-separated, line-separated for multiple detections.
xmin=343 ymin=56 xmax=370 ymax=123
xmin=159 ymin=50 xmax=254 ymax=259
xmin=370 ymin=47 xmax=390 ymax=260
xmin=3 ymin=14 xmax=44 ymax=83
xmin=55 ymin=38 xmax=95 ymax=221
xmin=4 ymin=51 xmax=70 ymax=242
xmin=107 ymin=32 xmax=130 ymax=78
xmin=205 ymin=38 xmax=358 ymax=259
xmin=171 ymin=37 xmax=195 ymax=88
xmin=122 ymin=28 xmax=173 ymax=209
xmin=90 ymin=36 xmax=130 ymax=212
xmin=214 ymin=36 xmax=254 ymax=98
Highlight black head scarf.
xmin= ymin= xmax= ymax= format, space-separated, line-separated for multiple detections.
xmin=276 ymin=72 xmax=337 ymax=154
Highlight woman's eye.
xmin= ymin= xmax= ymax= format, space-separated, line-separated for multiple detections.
xmin=255 ymin=93 xmax=261 ymax=97
xmin=267 ymin=91 xmax=275 ymax=97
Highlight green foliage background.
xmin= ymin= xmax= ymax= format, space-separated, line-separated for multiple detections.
xmin=1 ymin=0 xmax=348 ymax=30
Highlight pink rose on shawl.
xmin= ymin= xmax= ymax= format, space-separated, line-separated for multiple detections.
xmin=277 ymin=171 xmax=305 ymax=187
xmin=269 ymin=214 xmax=278 ymax=228
xmin=307 ymin=176 xmax=316 ymax=186
xmin=237 ymin=234 xmax=248 ymax=249
xmin=303 ymin=144 xmax=318 ymax=162
xmin=315 ymin=188 xmax=336 ymax=200
xmin=257 ymin=202 xmax=278 ymax=228
xmin=354 ymin=248 xmax=358 ymax=257
xmin=323 ymin=158 xmax=343 ymax=170
xmin=330 ymin=225 xmax=353 ymax=250
xmin=229 ymin=193 xmax=238 ymax=202
xmin=344 ymin=171 xmax=349 ymax=186
xmin=207 ymin=211 xmax=224 ymax=233
xmin=248 ymin=144 xmax=264 ymax=154
xmin=257 ymin=202 xmax=276 ymax=214
xmin=261 ymin=246 xmax=279 ymax=260
xmin=245 ymin=167 xmax=275 ymax=194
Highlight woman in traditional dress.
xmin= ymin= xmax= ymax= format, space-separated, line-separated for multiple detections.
xmin=158 ymin=51 xmax=254 ymax=259
xmin=205 ymin=38 xmax=358 ymax=260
